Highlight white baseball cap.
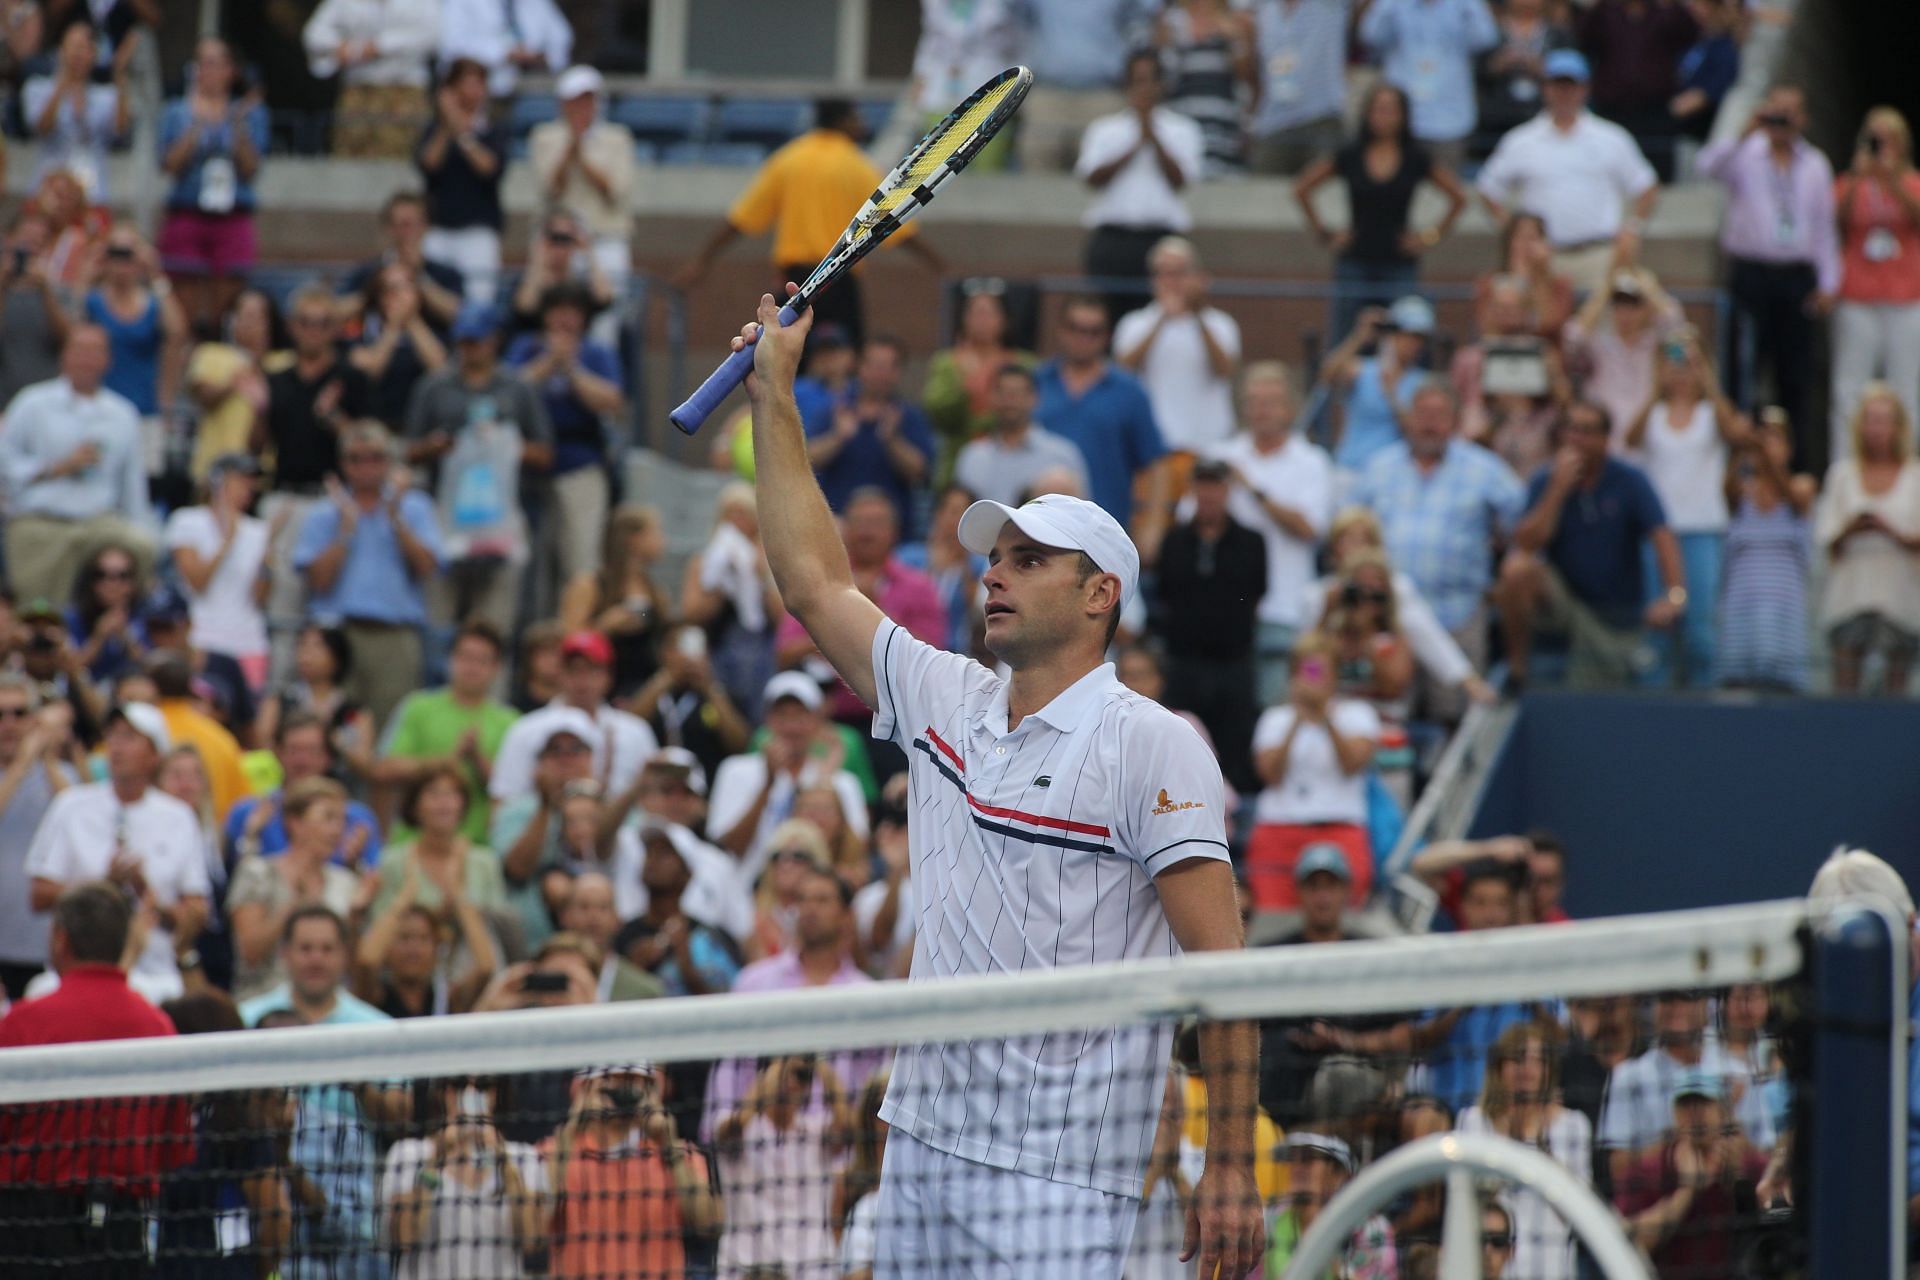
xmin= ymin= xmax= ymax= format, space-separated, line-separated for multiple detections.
xmin=763 ymin=670 xmax=824 ymax=712
xmin=957 ymin=493 xmax=1141 ymax=611
xmin=555 ymin=65 xmax=604 ymax=101
xmin=532 ymin=706 xmax=601 ymax=754
xmin=107 ymin=701 xmax=170 ymax=754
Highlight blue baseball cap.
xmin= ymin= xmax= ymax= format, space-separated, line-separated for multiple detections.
xmin=1671 ymin=1071 xmax=1726 ymax=1105
xmin=450 ymin=302 xmax=500 ymax=343
xmin=1543 ymin=49 xmax=1590 ymax=83
xmin=1296 ymin=844 xmax=1352 ymax=884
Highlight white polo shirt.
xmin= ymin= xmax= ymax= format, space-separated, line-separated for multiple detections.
xmin=1113 ymin=305 xmax=1243 ymax=452
xmin=1076 ymin=106 xmax=1205 ymax=232
xmin=870 ymin=619 xmax=1230 ymax=1197
xmin=1475 ymin=110 xmax=1657 ymax=248
xmin=488 ymin=701 xmax=659 ymax=801
xmin=1210 ymin=431 xmax=1335 ymax=628
xmin=22 ymin=782 xmax=210 ymax=998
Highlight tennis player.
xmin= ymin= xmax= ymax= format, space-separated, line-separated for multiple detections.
xmin=729 ymin=290 xmax=1263 ymax=1278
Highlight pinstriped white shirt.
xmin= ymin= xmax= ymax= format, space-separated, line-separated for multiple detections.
xmin=869 ymin=619 xmax=1230 ymax=1197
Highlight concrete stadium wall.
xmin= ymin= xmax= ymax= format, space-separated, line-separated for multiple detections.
xmin=1469 ymin=693 xmax=1920 ymax=918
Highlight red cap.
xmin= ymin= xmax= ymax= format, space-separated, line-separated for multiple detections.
xmin=560 ymin=630 xmax=614 ymax=666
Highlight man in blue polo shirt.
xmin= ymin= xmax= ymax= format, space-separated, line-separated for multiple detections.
xmin=1496 ymin=400 xmax=1686 ymax=688
xmin=1033 ymin=296 xmax=1170 ymax=560
xmin=804 ymin=335 xmax=934 ymax=535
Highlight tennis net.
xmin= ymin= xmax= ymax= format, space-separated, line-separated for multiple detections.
xmin=0 ymin=898 xmax=1900 ymax=1280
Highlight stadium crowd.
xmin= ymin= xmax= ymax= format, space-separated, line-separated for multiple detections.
xmin=0 ymin=1 xmax=1907 ymax=1278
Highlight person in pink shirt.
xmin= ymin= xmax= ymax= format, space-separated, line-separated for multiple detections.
xmin=714 ymin=1052 xmax=856 ymax=1280
xmin=1830 ymin=106 xmax=1920 ymax=472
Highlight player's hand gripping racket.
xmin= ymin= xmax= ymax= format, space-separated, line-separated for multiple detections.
xmin=670 ymin=66 xmax=1033 ymax=434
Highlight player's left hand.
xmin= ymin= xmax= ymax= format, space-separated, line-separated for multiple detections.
xmin=1182 ymin=1163 xmax=1264 ymax=1278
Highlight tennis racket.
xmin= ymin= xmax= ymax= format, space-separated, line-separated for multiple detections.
xmin=670 ymin=65 xmax=1033 ymax=435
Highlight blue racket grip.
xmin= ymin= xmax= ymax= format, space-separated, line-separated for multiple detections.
xmin=670 ymin=303 xmax=801 ymax=435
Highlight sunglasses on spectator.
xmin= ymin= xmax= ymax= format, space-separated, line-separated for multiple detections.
xmin=1483 ymin=1234 xmax=1514 ymax=1250
xmin=343 ymin=451 xmax=388 ymax=464
xmin=772 ymin=848 xmax=817 ymax=864
xmin=293 ymin=313 xmax=333 ymax=328
xmin=1061 ymin=321 xmax=1107 ymax=337
xmin=92 ymin=566 xmax=135 ymax=581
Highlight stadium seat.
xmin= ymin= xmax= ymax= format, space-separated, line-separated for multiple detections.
xmin=607 ymin=95 xmax=711 ymax=148
xmin=861 ymin=97 xmax=895 ymax=139
xmin=713 ymin=97 xmax=812 ymax=149
xmin=507 ymin=93 xmax=558 ymax=158
xmin=659 ymin=141 xmax=769 ymax=168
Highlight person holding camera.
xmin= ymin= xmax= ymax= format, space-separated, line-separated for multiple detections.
xmin=381 ymin=1077 xmax=548 ymax=1280
xmin=716 ymin=1053 xmax=854 ymax=1280
xmin=1323 ymin=295 xmax=1437 ymax=478
xmin=1830 ymin=106 xmax=1920 ymax=475
xmin=1451 ymin=275 xmax=1574 ymax=477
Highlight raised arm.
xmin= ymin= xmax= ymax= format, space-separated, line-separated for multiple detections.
xmin=739 ymin=290 xmax=885 ymax=708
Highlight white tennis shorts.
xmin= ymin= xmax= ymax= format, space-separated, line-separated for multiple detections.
xmin=873 ymin=1129 xmax=1142 ymax=1278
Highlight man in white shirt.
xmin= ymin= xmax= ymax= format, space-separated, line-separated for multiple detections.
xmin=1115 ymin=237 xmax=1242 ymax=460
xmin=23 ymin=703 xmax=209 ymax=1002
xmin=723 ymin=291 xmax=1261 ymax=1276
xmin=1207 ymin=362 xmax=1334 ymax=704
xmin=303 ymin=0 xmax=442 ymax=159
xmin=436 ymin=0 xmax=571 ymax=98
xmin=705 ymin=672 xmax=869 ymax=886
xmin=1476 ymin=49 xmax=1659 ymax=292
xmin=491 ymin=630 xmax=659 ymax=801
xmin=605 ymin=749 xmax=755 ymax=945
xmin=1077 ymin=51 xmax=1206 ymax=324
xmin=0 ymin=324 xmax=155 ymax=604
xmin=954 ymin=364 xmax=1092 ymax=508
xmin=529 ymin=66 xmax=636 ymax=306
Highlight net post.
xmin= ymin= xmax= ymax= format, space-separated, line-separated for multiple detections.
xmin=1809 ymin=900 xmax=1908 ymax=1277
xmin=1436 ymin=1166 xmax=1482 ymax=1280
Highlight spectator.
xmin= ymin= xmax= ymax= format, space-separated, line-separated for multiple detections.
xmin=530 ymin=66 xmax=636 ymax=307
xmin=1452 ymin=277 xmax=1574 ymax=477
xmin=1261 ymin=1133 xmax=1397 ymax=1277
xmin=1076 ymin=51 xmax=1204 ymax=326
xmin=543 ymin=1064 xmax=719 ymax=1280
xmin=1457 ymin=1022 xmax=1593 ymax=1280
xmin=416 ymin=57 xmax=506 ymax=304
xmin=182 ymin=289 xmax=275 ymax=487
xmin=1474 ymin=0 xmax=1573 ymax=144
xmin=836 ymin=1068 xmax=896 ymax=1277
xmin=1816 ymin=384 xmax=1920 ymax=695
xmin=304 ymin=0 xmax=441 ymax=160
xmin=1154 ymin=0 xmax=1257 ymax=178
xmin=0 ymin=210 xmax=74 ymax=409
xmin=953 ymin=363 xmax=1091 ymax=509
xmin=676 ymin=99 xmax=940 ymax=347
xmin=0 ymin=882 xmax=193 ymax=1279
xmin=1830 ymin=106 xmax=1920 ymax=472
xmin=437 ymin=0 xmax=570 ymax=98
xmin=556 ymin=507 xmax=667 ymax=697
xmin=1323 ymin=296 xmax=1435 ymax=477
xmin=376 ymin=620 xmax=520 ymax=839
xmin=556 ymin=870 xmax=665 ymax=1001
xmin=372 ymin=760 xmax=510 ymax=920
xmin=341 ymin=191 xmax=465 ymax=330
xmin=612 ymin=824 xmax=746 ymax=996
xmin=1498 ymin=402 xmax=1685 ymax=687
xmin=1602 ymin=987 xmax=1775 ymax=1177
xmin=36 ymin=169 xmax=97 ymax=294
xmin=1035 ymin=296 xmax=1170 ymax=553
xmin=1157 ymin=457 xmax=1266 ymax=791
xmin=1698 ymin=88 xmax=1837 ymax=459
xmin=492 ymin=629 xmax=658 ymax=799
xmin=256 ymin=625 xmax=381 ymax=782
xmin=1624 ymin=330 xmax=1745 ymax=686
xmin=1248 ymin=632 xmax=1379 ymax=910
xmin=507 ymin=282 xmax=625 ymax=584
xmin=226 ymin=777 xmax=369 ymax=1001
xmin=64 ymin=542 xmax=149 ymax=686
xmin=896 ymin=483 xmax=988 ymax=657
xmin=488 ymin=707 xmax=599 ymax=947
xmin=155 ymin=743 xmax=221 ymax=908
xmin=22 ymin=24 xmax=127 ymax=200
xmin=147 ymin=649 xmax=250 ymax=818
xmin=1476 ymin=50 xmax=1659 ymax=292
xmin=157 ymin=37 xmax=268 ymax=336
xmin=164 ymin=453 xmax=270 ymax=690
xmin=707 ymin=671 xmax=869 ymax=880
xmin=0 ymin=678 xmax=73 ymax=999
xmin=908 ymin=0 xmax=1020 ymax=171
xmin=228 ymin=710 xmax=383 ymax=865
xmin=380 ymin=1076 xmax=548 ymax=1279
xmin=1359 ymin=0 xmax=1499 ymax=169
xmin=1296 ymin=84 xmax=1469 ymax=344
xmin=1564 ymin=264 xmax=1683 ymax=455
xmin=1012 ymin=0 xmax=1153 ymax=171
xmin=1475 ymin=212 xmax=1575 ymax=342
xmin=1248 ymin=0 xmax=1352 ymax=175
xmin=507 ymin=209 xmax=615 ymax=344
xmin=350 ymin=867 xmax=498 ymax=1017
xmin=682 ymin=482 xmax=779 ymax=719
xmin=626 ymin=625 xmax=752 ymax=784
xmin=353 ymin=260 xmax=450 ymax=430
xmin=805 ymin=337 xmax=935 ymax=532
xmin=17 ymin=600 xmax=107 ymax=739
xmin=1354 ymin=380 xmax=1523 ymax=714
xmin=1314 ymin=549 xmax=1417 ymax=804
xmin=1115 ymin=236 xmax=1243 ymax=464
xmin=1617 ymin=1073 xmax=1768 ymax=1277
xmin=0 ymin=324 xmax=154 ymax=605
xmin=240 ymin=906 xmax=395 ymax=1037
xmin=1667 ymin=0 xmax=1740 ymax=145
xmin=1576 ymin=0 xmax=1699 ymax=181
xmin=921 ymin=283 xmax=1034 ymax=485
xmin=715 ymin=1052 xmax=855 ymax=1280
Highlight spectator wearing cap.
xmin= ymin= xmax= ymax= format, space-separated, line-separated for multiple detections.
xmin=1476 ymin=49 xmax=1659 ymax=294
xmin=1077 ymin=52 xmax=1206 ymax=328
xmin=374 ymin=620 xmax=520 ymax=844
xmin=1616 ymin=1071 xmax=1768 ymax=1273
xmin=491 ymin=629 xmax=660 ymax=803
xmin=1324 ymin=296 xmax=1437 ymax=478
xmin=437 ymin=0 xmax=570 ymax=99
xmin=1115 ymin=237 xmax=1243 ymax=464
xmin=953 ymin=363 xmax=1092 ymax=509
xmin=507 ymin=282 xmax=626 ymax=585
xmin=303 ymin=0 xmax=441 ymax=160
xmin=23 ymin=702 xmax=210 ymax=1001
xmin=1563 ymin=263 xmax=1684 ymax=456
xmin=225 ymin=711 xmax=384 ymax=870
xmin=164 ymin=452 xmax=271 ymax=690
xmin=1248 ymin=0 xmax=1354 ymax=177
xmin=1262 ymin=1132 xmax=1398 ymax=1277
xmin=406 ymin=301 xmax=552 ymax=635
xmin=1699 ymin=86 xmax=1837 ymax=453
xmin=1155 ymin=456 xmax=1266 ymax=791
xmin=0 ymin=324 xmax=156 ymax=606
xmin=627 ymin=622 xmax=753 ymax=782
xmin=293 ymin=419 xmax=445 ymax=728
xmin=1353 ymin=379 xmax=1524 ymax=713
xmin=1358 ymin=0 xmax=1499 ymax=170
xmin=0 ymin=882 xmax=194 ymax=1276
xmin=707 ymin=671 xmax=871 ymax=884
xmin=488 ymin=705 xmax=600 ymax=949
xmin=530 ymin=66 xmax=637 ymax=306
xmin=147 ymin=650 xmax=250 ymax=821
xmin=806 ymin=337 xmax=936 ymax=533
xmin=0 ymin=675 xmax=78 ymax=999
xmin=1497 ymin=400 xmax=1686 ymax=689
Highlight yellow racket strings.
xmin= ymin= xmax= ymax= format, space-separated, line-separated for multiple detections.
xmin=873 ymin=80 xmax=1019 ymax=214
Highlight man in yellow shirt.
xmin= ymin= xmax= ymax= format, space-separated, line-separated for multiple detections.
xmin=149 ymin=650 xmax=251 ymax=820
xmin=675 ymin=99 xmax=943 ymax=347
